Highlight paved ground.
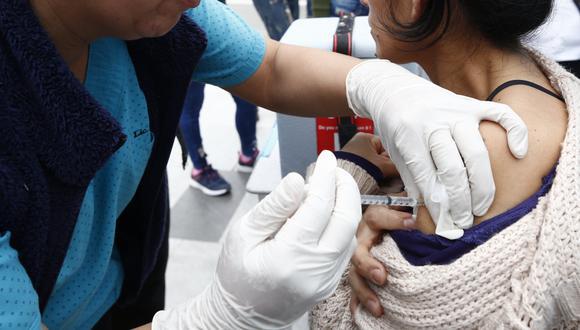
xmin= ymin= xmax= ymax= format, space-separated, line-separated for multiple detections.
xmin=165 ymin=1 xmax=309 ymax=328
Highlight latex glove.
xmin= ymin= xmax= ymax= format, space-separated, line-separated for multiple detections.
xmin=152 ymin=151 xmax=362 ymax=329
xmin=346 ymin=60 xmax=528 ymax=239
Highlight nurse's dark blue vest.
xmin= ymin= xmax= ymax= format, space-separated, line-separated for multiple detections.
xmin=0 ymin=0 xmax=207 ymax=311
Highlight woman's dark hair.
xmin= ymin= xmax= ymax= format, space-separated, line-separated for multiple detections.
xmin=380 ymin=0 xmax=554 ymax=50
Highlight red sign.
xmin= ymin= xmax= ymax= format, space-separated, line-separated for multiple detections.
xmin=316 ymin=117 xmax=374 ymax=154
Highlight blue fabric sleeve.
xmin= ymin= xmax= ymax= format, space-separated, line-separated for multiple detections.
xmin=186 ymin=0 xmax=266 ymax=87
xmin=0 ymin=232 xmax=41 ymax=329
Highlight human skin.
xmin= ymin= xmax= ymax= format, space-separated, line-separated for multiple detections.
xmin=30 ymin=0 xmax=361 ymax=114
xmin=363 ymin=0 xmax=567 ymax=234
xmin=29 ymin=0 xmax=362 ymax=328
xmin=349 ymin=0 xmax=567 ymax=317
xmin=24 ymin=0 xmax=533 ymax=326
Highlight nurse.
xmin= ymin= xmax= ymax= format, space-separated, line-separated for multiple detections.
xmin=0 ymin=0 xmax=528 ymax=328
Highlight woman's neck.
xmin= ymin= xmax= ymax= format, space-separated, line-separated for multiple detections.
xmin=30 ymin=0 xmax=93 ymax=81
xmin=415 ymin=37 xmax=538 ymax=101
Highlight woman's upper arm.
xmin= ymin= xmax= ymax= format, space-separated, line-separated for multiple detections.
xmin=186 ymin=0 xmax=266 ymax=88
xmin=0 ymin=232 xmax=42 ymax=329
xmin=418 ymin=94 xmax=567 ymax=230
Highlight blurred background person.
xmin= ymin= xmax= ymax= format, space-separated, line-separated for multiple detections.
xmin=178 ymin=0 xmax=260 ymax=197
xmin=253 ymin=0 xmax=299 ymax=41
xmin=179 ymin=81 xmax=258 ymax=196
xmin=331 ymin=0 xmax=368 ymax=16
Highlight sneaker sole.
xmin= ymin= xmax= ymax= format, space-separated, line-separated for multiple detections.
xmin=237 ymin=164 xmax=254 ymax=173
xmin=189 ymin=177 xmax=230 ymax=196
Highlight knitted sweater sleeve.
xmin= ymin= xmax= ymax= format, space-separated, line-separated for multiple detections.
xmin=310 ymin=267 xmax=357 ymax=330
xmin=305 ymin=156 xmax=380 ymax=195
xmin=305 ymin=153 xmax=379 ymax=329
xmin=310 ymin=50 xmax=580 ymax=330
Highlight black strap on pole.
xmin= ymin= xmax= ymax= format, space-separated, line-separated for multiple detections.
xmin=333 ymin=13 xmax=358 ymax=148
xmin=333 ymin=13 xmax=354 ymax=56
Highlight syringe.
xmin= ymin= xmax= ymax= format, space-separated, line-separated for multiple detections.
xmin=360 ymin=195 xmax=424 ymax=208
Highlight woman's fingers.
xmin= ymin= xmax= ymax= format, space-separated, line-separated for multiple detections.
xmin=352 ymin=206 xmax=416 ymax=287
xmin=348 ymin=205 xmax=418 ymax=319
xmin=349 ymin=295 xmax=360 ymax=316
xmin=349 ymin=267 xmax=383 ymax=317
xmin=370 ymin=134 xmax=386 ymax=154
xmin=363 ymin=205 xmax=417 ymax=231
xmin=352 ymin=243 xmax=388 ymax=286
xmin=348 ymin=205 xmax=418 ymax=318
xmin=352 ymin=220 xmax=387 ymax=284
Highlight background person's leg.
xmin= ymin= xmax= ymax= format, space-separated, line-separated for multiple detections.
xmin=234 ymin=96 xmax=258 ymax=157
xmin=252 ymin=0 xmax=294 ymax=41
xmin=234 ymin=96 xmax=259 ymax=172
xmin=331 ymin=0 xmax=368 ymax=16
xmin=287 ymin=0 xmax=300 ymax=20
xmin=179 ymin=82 xmax=231 ymax=196
xmin=179 ymin=81 xmax=208 ymax=170
xmin=306 ymin=0 xmax=313 ymax=17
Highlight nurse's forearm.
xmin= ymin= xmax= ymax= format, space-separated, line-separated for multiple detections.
xmin=228 ymin=39 xmax=361 ymax=117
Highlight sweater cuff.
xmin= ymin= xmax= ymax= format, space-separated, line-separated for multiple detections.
xmin=305 ymin=158 xmax=379 ymax=196
xmin=333 ymin=151 xmax=384 ymax=183
xmin=336 ymin=159 xmax=379 ymax=195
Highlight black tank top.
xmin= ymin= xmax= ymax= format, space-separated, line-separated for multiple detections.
xmin=486 ymin=79 xmax=564 ymax=102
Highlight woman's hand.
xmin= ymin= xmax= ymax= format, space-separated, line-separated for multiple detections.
xmin=349 ymin=205 xmax=417 ymax=317
xmin=340 ymin=132 xmax=398 ymax=178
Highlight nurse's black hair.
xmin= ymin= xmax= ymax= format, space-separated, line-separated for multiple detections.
xmin=380 ymin=0 xmax=554 ymax=50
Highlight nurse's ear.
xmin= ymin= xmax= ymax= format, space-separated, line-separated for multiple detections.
xmin=410 ymin=0 xmax=428 ymax=22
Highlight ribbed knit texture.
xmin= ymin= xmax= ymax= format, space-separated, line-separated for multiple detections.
xmin=310 ymin=50 xmax=580 ymax=329
xmin=306 ymin=159 xmax=380 ymax=195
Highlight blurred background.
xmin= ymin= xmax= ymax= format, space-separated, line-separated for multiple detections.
xmin=165 ymin=0 xmax=306 ymax=311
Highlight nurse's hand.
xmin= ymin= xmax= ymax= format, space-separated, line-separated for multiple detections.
xmin=152 ymin=151 xmax=362 ymax=329
xmin=346 ymin=60 xmax=528 ymax=239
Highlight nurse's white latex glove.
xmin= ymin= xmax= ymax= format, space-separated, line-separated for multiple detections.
xmin=347 ymin=60 xmax=528 ymax=239
xmin=152 ymin=151 xmax=361 ymax=329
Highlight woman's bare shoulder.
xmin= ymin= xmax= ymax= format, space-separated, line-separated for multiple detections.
xmin=415 ymin=83 xmax=568 ymax=233
xmin=477 ymin=85 xmax=566 ymax=220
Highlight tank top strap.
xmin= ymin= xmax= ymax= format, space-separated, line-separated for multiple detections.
xmin=486 ymin=79 xmax=564 ymax=102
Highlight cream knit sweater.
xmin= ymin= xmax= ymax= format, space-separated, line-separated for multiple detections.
xmin=310 ymin=51 xmax=580 ymax=330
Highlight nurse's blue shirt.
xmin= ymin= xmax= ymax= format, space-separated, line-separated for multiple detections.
xmin=0 ymin=0 xmax=265 ymax=328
